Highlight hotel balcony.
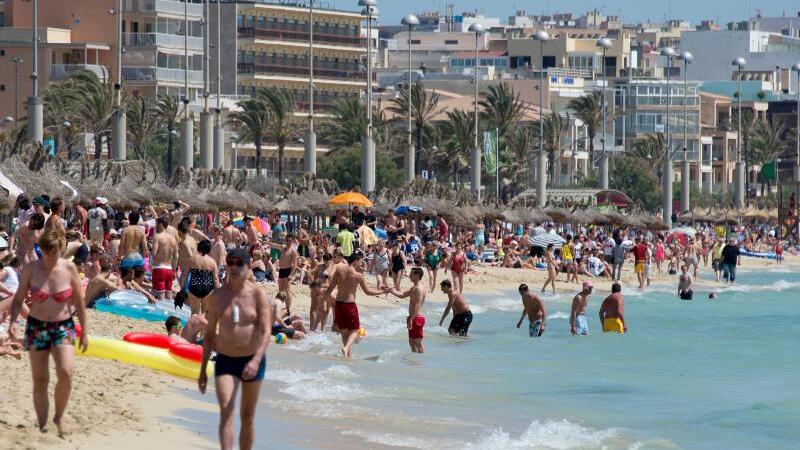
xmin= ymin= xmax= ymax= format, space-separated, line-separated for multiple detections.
xmin=51 ymin=64 xmax=111 ymax=81
xmin=122 ymin=32 xmax=203 ymax=50
xmin=121 ymin=0 xmax=203 ymax=18
xmin=122 ymin=66 xmax=203 ymax=84
xmin=237 ymin=25 xmax=367 ymax=49
xmin=237 ymin=59 xmax=365 ymax=82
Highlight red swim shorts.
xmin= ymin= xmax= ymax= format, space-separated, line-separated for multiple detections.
xmin=334 ymin=302 xmax=360 ymax=331
xmin=408 ymin=315 xmax=425 ymax=339
xmin=152 ymin=267 xmax=175 ymax=293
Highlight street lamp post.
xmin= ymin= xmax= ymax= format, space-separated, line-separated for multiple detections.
xmin=11 ymin=57 xmax=22 ymax=122
xmin=213 ymin=0 xmax=224 ymax=169
xmin=679 ymin=50 xmax=693 ymax=213
xmin=732 ymin=57 xmax=746 ymax=207
xmin=360 ymin=0 xmax=378 ymax=193
xmin=468 ymin=22 xmax=485 ymax=198
xmin=304 ymin=0 xmax=317 ymax=176
xmin=199 ymin=0 xmax=212 ymax=169
xmin=28 ymin=0 xmax=43 ymax=144
xmin=111 ymin=0 xmax=126 ymax=160
xmin=180 ymin=0 xmax=193 ymax=169
xmin=534 ymin=30 xmax=550 ymax=207
xmin=793 ymin=63 xmax=800 ymax=181
xmin=661 ymin=46 xmax=676 ymax=227
xmin=597 ymin=36 xmax=613 ymax=190
xmin=402 ymin=13 xmax=419 ymax=184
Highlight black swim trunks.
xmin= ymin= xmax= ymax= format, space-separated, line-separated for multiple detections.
xmin=278 ymin=267 xmax=292 ymax=279
xmin=214 ymin=353 xmax=266 ymax=382
xmin=679 ymin=289 xmax=693 ymax=300
xmin=448 ymin=310 xmax=473 ymax=336
xmin=271 ymin=322 xmax=296 ymax=338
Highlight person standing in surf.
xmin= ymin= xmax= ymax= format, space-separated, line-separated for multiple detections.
xmin=198 ymin=248 xmax=271 ymax=450
xmin=389 ymin=267 xmax=427 ymax=353
xmin=439 ymin=279 xmax=473 ymax=336
xmin=599 ymin=282 xmax=627 ymax=334
xmin=516 ymin=283 xmax=546 ymax=337
xmin=324 ymin=250 xmax=388 ymax=358
xmin=570 ymin=281 xmax=593 ymax=335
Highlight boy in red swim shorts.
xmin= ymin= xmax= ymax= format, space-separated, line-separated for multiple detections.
xmin=390 ymin=267 xmax=427 ymax=353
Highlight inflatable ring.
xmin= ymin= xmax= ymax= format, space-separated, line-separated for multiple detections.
xmin=123 ymin=332 xmax=204 ymax=363
xmin=78 ymin=336 xmax=211 ymax=379
xmin=96 ymin=290 xmax=190 ymax=323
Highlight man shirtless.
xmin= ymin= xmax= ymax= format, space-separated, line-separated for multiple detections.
xmin=151 ymin=218 xmax=179 ymax=301
xmin=599 ymin=282 xmax=627 ymax=334
xmin=198 ymin=248 xmax=270 ymax=450
xmin=390 ymin=267 xmax=427 ymax=353
xmin=210 ymin=225 xmax=227 ymax=280
xmin=169 ymin=200 xmax=191 ymax=228
xmin=570 ymin=281 xmax=593 ymax=335
xmin=269 ymin=234 xmax=298 ymax=313
xmin=516 ymin=283 xmax=546 ymax=337
xmin=222 ymin=221 xmax=244 ymax=249
xmin=323 ymin=250 xmax=388 ymax=358
xmin=177 ymin=218 xmax=197 ymax=284
xmin=243 ymin=216 xmax=259 ymax=252
xmin=118 ymin=211 xmax=148 ymax=266
xmin=439 ymin=279 xmax=473 ymax=336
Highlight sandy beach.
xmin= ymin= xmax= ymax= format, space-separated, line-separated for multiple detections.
xmin=1 ymin=253 xmax=797 ymax=450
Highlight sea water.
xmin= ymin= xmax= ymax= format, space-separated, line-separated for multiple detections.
xmin=179 ymin=266 xmax=800 ymax=450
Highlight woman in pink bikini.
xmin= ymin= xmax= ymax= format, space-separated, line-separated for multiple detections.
xmin=654 ymin=239 xmax=666 ymax=274
xmin=9 ymin=230 xmax=88 ymax=435
xmin=449 ymin=243 xmax=468 ymax=293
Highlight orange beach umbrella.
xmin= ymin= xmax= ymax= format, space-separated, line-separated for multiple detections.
xmin=328 ymin=192 xmax=373 ymax=208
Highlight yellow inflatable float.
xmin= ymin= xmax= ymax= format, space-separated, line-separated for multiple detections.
xmin=78 ymin=336 xmax=211 ymax=379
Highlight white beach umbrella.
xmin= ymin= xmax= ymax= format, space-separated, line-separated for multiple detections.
xmin=530 ymin=232 xmax=566 ymax=248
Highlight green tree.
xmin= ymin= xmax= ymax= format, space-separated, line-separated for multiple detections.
xmin=750 ymin=118 xmax=786 ymax=195
xmin=257 ymin=87 xmax=297 ymax=182
xmin=541 ymin=112 xmax=569 ymax=182
xmin=153 ymin=94 xmax=182 ymax=174
xmin=568 ymin=91 xmax=603 ymax=171
xmin=126 ymin=95 xmax=159 ymax=160
xmin=229 ymin=97 xmax=271 ymax=172
xmin=609 ymin=157 xmax=663 ymax=210
xmin=388 ymin=82 xmax=440 ymax=159
xmin=68 ymin=70 xmax=116 ymax=160
xmin=438 ymin=109 xmax=475 ymax=186
xmin=731 ymin=108 xmax=759 ymax=192
xmin=628 ymin=133 xmax=666 ymax=182
xmin=318 ymin=146 xmax=403 ymax=191
xmin=479 ymin=82 xmax=525 ymax=146
xmin=505 ymin=123 xmax=537 ymax=188
xmin=320 ymin=97 xmax=391 ymax=153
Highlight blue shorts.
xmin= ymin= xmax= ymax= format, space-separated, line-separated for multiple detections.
xmin=574 ymin=314 xmax=588 ymax=335
xmin=722 ymin=263 xmax=736 ymax=282
xmin=120 ymin=257 xmax=145 ymax=270
xmin=529 ymin=319 xmax=544 ymax=337
xmin=214 ymin=353 xmax=266 ymax=382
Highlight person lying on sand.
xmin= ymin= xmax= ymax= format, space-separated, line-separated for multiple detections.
xmin=269 ymin=291 xmax=306 ymax=340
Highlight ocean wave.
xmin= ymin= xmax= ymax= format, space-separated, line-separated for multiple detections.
xmin=464 ymin=419 xmax=622 ymax=450
xmin=342 ymin=429 xmax=459 ymax=449
xmin=360 ymin=308 xmax=409 ymax=337
xmin=723 ymin=279 xmax=800 ymax=293
xmin=547 ymin=311 xmax=570 ymax=320
xmin=270 ymin=364 xmax=367 ymax=401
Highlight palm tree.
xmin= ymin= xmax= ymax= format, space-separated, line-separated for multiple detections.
xmin=42 ymin=80 xmax=77 ymax=156
xmin=479 ymin=82 xmax=525 ymax=145
xmin=541 ymin=112 xmax=569 ymax=183
xmin=732 ymin=108 xmax=759 ymax=192
xmin=153 ymin=94 xmax=182 ymax=175
xmin=321 ymin=97 xmax=390 ymax=153
xmin=505 ymin=123 xmax=538 ymax=188
xmin=257 ymin=87 xmax=297 ymax=182
xmin=750 ymin=119 xmax=786 ymax=195
xmin=68 ymin=70 xmax=116 ymax=160
xmin=568 ymin=91 xmax=603 ymax=171
xmin=126 ymin=95 xmax=159 ymax=160
xmin=438 ymin=109 xmax=475 ymax=187
xmin=388 ymin=82 xmax=440 ymax=160
xmin=229 ymin=97 xmax=271 ymax=173
xmin=628 ymin=133 xmax=666 ymax=182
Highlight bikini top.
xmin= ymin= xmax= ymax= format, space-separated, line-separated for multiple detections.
xmin=30 ymin=286 xmax=74 ymax=303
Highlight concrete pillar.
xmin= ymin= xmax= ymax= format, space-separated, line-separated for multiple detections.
xmin=199 ymin=111 xmax=213 ymax=169
xmin=112 ymin=108 xmax=126 ymax=160
xmin=600 ymin=155 xmax=609 ymax=189
xmin=735 ymin=161 xmax=745 ymax=207
xmin=795 ymin=164 xmax=800 ymax=182
xmin=680 ymin=159 xmax=690 ymax=212
xmin=470 ymin=146 xmax=481 ymax=197
xmin=180 ymin=117 xmax=194 ymax=169
xmin=213 ymin=122 xmax=224 ymax=169
xmin=405 ymin=142 xmax=415 ymax=182
xmin=304 ymin=129 xmax=317 ymax=174
xmin=361 ymin=136 xmax=375 ymax=193
xmin=537 ymin=149 xmax=547 ymax=207
xmin=663 ymin=157 xmax=673 ymax=228
xmin=27 ymin=96 xmax=43 ymax=144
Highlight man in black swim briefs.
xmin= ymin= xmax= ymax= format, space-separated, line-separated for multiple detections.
xmin=199 ymin=248 xmax=271 ymax=450
xmin=439 ymin=279 xmax=473 ymax=336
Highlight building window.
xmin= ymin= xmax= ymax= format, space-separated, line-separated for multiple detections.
xmin=0 ymin=85 xmax=5 ymax=91
xmin=409 ymin=39 xmax=421 ymax=45
xmin=444 ymin=39 xmax=458 ymax=45
xmin=0 ymin=50 xmax=5 ymax=56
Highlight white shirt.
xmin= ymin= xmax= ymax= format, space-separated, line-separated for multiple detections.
xmin=603 ymin=237 xmax=615 ymax=256
xmin=1 ymin=267 xmax=19 ymax=293
xmin=88 ymin=207 xmax=107 ymax=236
xmin=587 ymin=256 xmax=604 ymax=276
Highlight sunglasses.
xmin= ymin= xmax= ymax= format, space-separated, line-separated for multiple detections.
xmin=226 ymin=259 xmax=246 ymax=267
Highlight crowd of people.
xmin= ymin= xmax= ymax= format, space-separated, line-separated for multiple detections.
xmin=0 ymin=191 xmax=789 ymax=450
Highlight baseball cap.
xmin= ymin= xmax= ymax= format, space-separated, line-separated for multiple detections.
xmin=32 ymin=196 xmax=45 ymax=205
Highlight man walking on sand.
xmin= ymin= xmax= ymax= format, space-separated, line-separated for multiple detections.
xmin=570 ymin=281 xmax=593 ymax=335
xmin=390 ymin=267 xmax=427 ymax=353
xmin=439 ymin=279 xmax=473 ymax=336
xmin=269 ymin=234 xmax=299 ymax=313
xmin=198 ymin=248 xmax=270 ymax=450
xmin=599 ymin=282 xmax=627 ymax=334
xmin=324 ymin=250 xmax=388 ymax=358
xmin=632 ymin=236 xmax=648 ymax=289
xmin=151 ymin=217 xmax=178 ymax=301
xmin=516 ymin=283 xmax=545 ymax=337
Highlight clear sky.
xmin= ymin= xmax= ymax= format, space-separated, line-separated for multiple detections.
xmin=345 ymin=0 xmax=798 ymax=27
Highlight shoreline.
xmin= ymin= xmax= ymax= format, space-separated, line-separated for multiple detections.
xmin=1 ymin=254 xmax=797 ymax=449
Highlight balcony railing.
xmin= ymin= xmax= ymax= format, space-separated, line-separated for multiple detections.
xmin=237 ymin=26 xmax=367 ymax=47
xmin=237 ymin=62 xmax=365 ymax=81
xmin=122 ymin=66 xmax=203 ymax=84
xmin=51 ymin=64 xmax=110 ymax=81
xmin=122 ymin=32 xmax=203 ymax=49
xmin=122 ymin=0 xmax=203 ymax=17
